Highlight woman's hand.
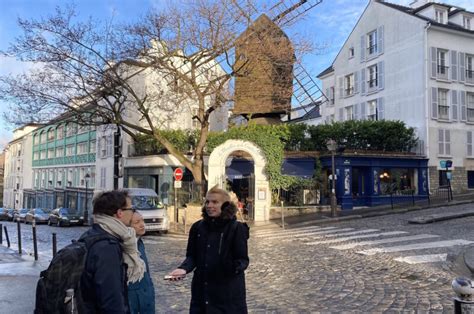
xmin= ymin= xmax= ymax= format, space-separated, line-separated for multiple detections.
xmin=165 ymin=268 xmax=187 ymax=281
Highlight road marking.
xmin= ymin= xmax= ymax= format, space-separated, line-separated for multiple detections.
xmin=253 ymin=225 xmax=327 ymax=236
xmin=255 ymin=227 xmax=338 ymax=239
xmin=357 ymin=239 xmax=474 ymax=256
xmin=330 ymin=234 xmax=440 ymax=250
xmin=306 ymin=231 xmax=408 ymax=245
xmin=394 ymin=253 xmax=448 ymax=264
xmin=275 ymin=228 xmax=357 ymax=241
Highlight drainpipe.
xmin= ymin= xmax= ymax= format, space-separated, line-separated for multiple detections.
xmin=423 ymin=22 xmax=431 ymax=192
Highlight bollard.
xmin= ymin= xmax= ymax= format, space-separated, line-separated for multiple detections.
xmin=32 ymin=220 xmax=38 ymax=261
xmin=280 ymin=201 xmax=285 ymax=230
xmin=0 ymin=223 xmax=2 ymax=245
xmin=17 ymin=220 xmax=22 ymax=255
xmin=412 ymin=190 xmax=415 ymax=206
xmin=4 ymin=226 xmax=10 ymax=248
xmin=184 ymin=207 xmax=187 ymax=235
xmin=452 ymin=277 xmax=474 ymax=314
xmin=52 ymin=233 xmax=57 ymax=258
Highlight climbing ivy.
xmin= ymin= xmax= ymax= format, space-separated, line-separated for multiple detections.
xmin=132 ymin=130 xmax=198 ymax=155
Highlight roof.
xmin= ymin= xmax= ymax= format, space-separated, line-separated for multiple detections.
xmin=378 ymin=1 xmax=474 ymax=36
xmin=316 ymin=65 xmax=334 ymax=78
xmin=287 ymin=102 xmax=321 ymax=123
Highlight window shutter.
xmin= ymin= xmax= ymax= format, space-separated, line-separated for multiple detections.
xmin=445 ymin=130 xmax=451 ymax=155
xmin=377 ymin=25 xmax=384 ymax=54
xmin=339 ymin=108 xmax=344 ymax=121
xmin=360 ymin=35 xmax=365 ymax=62
xmin=378 ymin=61 xmax=385 ymax=90
xmin=377 ymin=98 xmax=385 ymax=120
xmin=360 ymin=69 xmax=366 ymax=95
xmin=354 ymin=103 xmax=360 ymax=120
xmin=460 ymin=90 xmax=467 ymax=121
xmin=430 ymin=47 xmax=437 ymax=79
xmin=451 ymin=90 xmax=458 ymax=121
xmin=459 ymin=52 xmax=466 ymax=82
xmin=338 ymin=76 xmax=344 ymax=99
xmin=431 ymin=87 xmax=438 ymax=119
xmin=354 ymin=71 xmax=359 ymax=94
xmin=468 ymin=131 xmax=473 ymax=157
xmin=325 ymin=88 xmax=330 ymax=103
xmin=438 ymin=129 xmax=444 ymax=155
xmin=360 ymin=102 xmax=367 ymax=120
xmin=450 ymin=50 xmax=458 ymax=81
xmin=107 ymin=135 xmax=114 ymax=157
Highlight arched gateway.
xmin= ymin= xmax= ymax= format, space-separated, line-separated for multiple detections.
xmin=208 ymin=140 xmax=271 ymax=222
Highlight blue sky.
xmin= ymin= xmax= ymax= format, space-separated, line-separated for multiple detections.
xmin=0 ymin=0 xmax=473 ymax=149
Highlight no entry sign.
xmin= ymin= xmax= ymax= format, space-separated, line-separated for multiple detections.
xmin=174 ymin=168 xmax=184 ymax=181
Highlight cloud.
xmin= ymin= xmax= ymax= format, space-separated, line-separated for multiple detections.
xmin=0 ymin=56 xmax=37 ymax=76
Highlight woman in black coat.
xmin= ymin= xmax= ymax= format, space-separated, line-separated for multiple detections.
xmin=168 ymin=187 xmax=250 ymax=313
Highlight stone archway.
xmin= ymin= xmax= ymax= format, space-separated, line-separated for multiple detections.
xmin=208 ymin=139 xmax=270 ymax=222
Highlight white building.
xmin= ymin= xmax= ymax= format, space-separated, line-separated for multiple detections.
xmin=316 ymin=0 xmax=474 ymax=192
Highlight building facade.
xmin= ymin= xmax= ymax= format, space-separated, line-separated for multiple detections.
xmin=316 ymin=0 xmax=474 ymax=192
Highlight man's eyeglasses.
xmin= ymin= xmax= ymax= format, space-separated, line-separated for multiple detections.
xmin=121 ymin=207 xmax=136 ymax=213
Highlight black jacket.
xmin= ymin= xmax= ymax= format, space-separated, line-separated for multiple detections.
xmin=80 ymin=224 xmax=129 ymax=314
xmin=179 ymin=203 xmax=249 ymax=314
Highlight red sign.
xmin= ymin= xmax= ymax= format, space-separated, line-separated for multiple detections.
xmin=174 ymin=168 xmax=184 ymax=181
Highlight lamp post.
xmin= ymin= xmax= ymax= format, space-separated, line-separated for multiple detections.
xmin=326 ymin=139 xmax=338 ymax=217
xmin=84 ymin=173 xmax=91 ymax=225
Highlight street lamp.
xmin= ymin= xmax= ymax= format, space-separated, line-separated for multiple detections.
xmin=84 ymin=173 xmax=91 ymax=225
xmin=326 ymin=139 xmax=338 ymax=218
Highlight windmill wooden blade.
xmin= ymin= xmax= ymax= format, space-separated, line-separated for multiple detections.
xmin=292 ymin=61 xmax=329 ymax=112
xmin=268 ymin=0 xmax=323 ymax=27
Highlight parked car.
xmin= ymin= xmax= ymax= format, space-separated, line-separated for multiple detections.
xmin=25 ymin=208 xmax=51 ymax=224
xmin=48 ymin=208 xmax=84 ymax=227
xmin=4 ymin=209 xmax=15 ymax=221
xmin=14 ymin=208 xmax=29 ymax=222
xmin=0 ymin=208 xmax=9 ymax=221
xmin=125 ymin=188 xmax=169 ymax=234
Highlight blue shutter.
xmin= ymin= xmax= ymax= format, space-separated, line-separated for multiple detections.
xmin=451 ymin=90 xmax=458 ymax=121
xmin=451 ymin=50 xmax=458 ymax=81
xmin=360 ymin=102 xmax=367 ymax=120
xmin=360 ymin=69 xmax=366 ymax=95
xmin=377 ymin=98 xmax=385 ymax=120
xmin=378 ymin=61 xmax=384 ymax=90
xmin=431 ymin=87 xmax=438 ymax=119
xmin=460 ymin=90 xmax=467 ymax=121
xmin=430 ymin=47 xmax=437 ymax=79
xmin=354 ymin=71 xmax=359 ymax=94
xmin=338 ymin=76 xmax=344 ymax=99
xmin=360 ymin=35 xmax=365 ymax=63
xmin=377 ymin=25 xmax=384 ymax=54
xmin=459 ymin=52 xmax=466 ymax=82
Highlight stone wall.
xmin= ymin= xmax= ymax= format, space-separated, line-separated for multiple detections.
xmin=428 ymin=166 xmax=468 ymax=193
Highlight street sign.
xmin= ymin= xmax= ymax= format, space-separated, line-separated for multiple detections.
xmin=174 ymin=168 xmax=183 ymax=181
xmin=447 ymin=172 xmax=452 ymax=180
xmin=174 ymin=180 xmax=182 ymax=189
xmin=446 ymin=160 xmax=453 ymax=168
xmin=440 ymin=160 xmax=446 ymax=168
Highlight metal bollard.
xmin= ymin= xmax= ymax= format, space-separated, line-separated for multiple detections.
xmin=0 ymin=223 xmax=2 ymax=245
xmin=52 ymin=233 xmax=57 ymax=258
xmin=4 ymin=226 xmax=10 ymax=248
xmin=32 ymin=220 xmax=38 ymax=261
xmin=452 ymin=277 xmax=474 ymax=314
xmin=17 ymin=220 xmax=22 ymax=255
xmin=280 ymin=201 xmax=285 ymax=230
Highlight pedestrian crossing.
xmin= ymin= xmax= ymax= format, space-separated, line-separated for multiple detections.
xmin=252 ymin=225 xmax=474 ymax=265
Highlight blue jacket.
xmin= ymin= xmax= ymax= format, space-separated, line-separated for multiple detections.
xmin=80 ymin=224 xmax=129 ymax=314
xmin=128 ymin=238 xmax=155 ymax=314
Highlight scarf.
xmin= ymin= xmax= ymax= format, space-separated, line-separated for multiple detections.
xmin=94 ymin=214 xmax=146 ymax=284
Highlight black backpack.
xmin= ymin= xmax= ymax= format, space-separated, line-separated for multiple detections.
xmin=34 ymin=234 xmax=109 ymax=314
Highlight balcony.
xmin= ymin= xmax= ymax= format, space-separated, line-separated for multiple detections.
xmin=437 ymin=65 xmax=449 ymax=80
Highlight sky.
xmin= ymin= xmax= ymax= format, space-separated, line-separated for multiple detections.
xmin=0 ymin=0 xmax=473 ymax=150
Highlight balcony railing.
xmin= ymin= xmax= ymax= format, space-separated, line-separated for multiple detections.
xmin=367 ymin=44 xmax=377 ymax=55
xmin=437 ymin=65 xmax=449 ymax=80
xmin=438 ymin=105 xmax=449 ymax=120
xmin=344 ymin=87 xmax=354 ymax=97
xmin=466 ymin=69 xmax=474 ymax=84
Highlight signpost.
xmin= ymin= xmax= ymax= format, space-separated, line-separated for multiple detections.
xmin=173 ymin=168 xmax=183 ymax=223
xmin=440 ymin=160 xmax=453 ymax=201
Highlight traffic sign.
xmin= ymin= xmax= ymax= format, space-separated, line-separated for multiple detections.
xmin=440 ymin=160 xmax=446 ymax=168
xmin=174 ymin=180 xmax=182 ymax=188
xmin=446 ymin=160 xmax=453 ymax=168
xmin=174 ymin=168 xmax=183 ymax=181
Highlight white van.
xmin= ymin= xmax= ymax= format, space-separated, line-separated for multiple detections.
xmin=125 ymin=188 xmax=170 ymax=233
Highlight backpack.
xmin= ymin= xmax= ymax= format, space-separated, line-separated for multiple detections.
xmin=34 ymin=234 xmax=109 ymax=314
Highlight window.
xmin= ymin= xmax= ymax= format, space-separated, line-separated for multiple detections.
xmin=47 ymin=128 xmax=55 ymax=141
xmin=367 ymin=100 xmax=377 ymax=120
xmin=464 ymin=16 xmax=472 ymax=30
xmin=40 ymin=131 xmax=46 ymax=144
xmin=77 ymin=142 xmax=88 ymax=154
xmin=438 ymin=129 xmax=451 ymax=156
xmin=90 ymin=141 xmax=96 ymax=153
xmin=345 ymin=106 xmax=353 ymax=121
xmin=329 ymin=87 xmax=335 ymax=105
xmin=33 ymin=152 xmax=39 ymax=160
xmin=367 ymin=30 xmax=377 ymax=55
xmin=56 ymin=147 xmax=64 ymax=157
xmin=466 ymin=55 xmax=474 ymax=83
xmin=66 ymin=145 xmax=75 ymax=156
xmin=100 ymin=136 xmax=107 ymax=158
xmin=435 ymin=10 xmax=445 ymax=24
xmin=348 ymin=47 xmax=354 ymax=58
xmin=438 ymin=89 xmax=449 ymax=120
xmin=66 ymin=123 xmax=77 ymax=137
xmin=47 ymin=148 xmax=55 ymax=159
xmin=437 ymin=49 xmax=449 ymax=79
xmin=467 ymin=93 xmax=474 ymax=122
xmin=344 ymin=74 xmax=354 ymax=96
xmin=367 ymin=64 xmax=378 ymax=90
xmin=106 ymin=135 xmax=113 ymax=157
xmin=56 ymin=125 xmax=64 ymax=140
xmin=40 ymin=150 xmax=46 ymax=159
xmin=468 ymin=131 xmax=473 ymax=157
xmin=78 ymin=125 xmax=90 ymax=134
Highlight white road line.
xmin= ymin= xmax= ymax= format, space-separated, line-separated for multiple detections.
xmin=306 ymin=231 xmax=408 ymax=245
xmin=358 ymin=239 xmax=474 ymax=256
xmin=274 ymin=228 xmax=356 ymax=241
xmin=330 ymin=234 xmax=440 ymax=250
xmin=394 ymin=254 xmax=448 ymax=264
xmin=304 ymin=229 xmax=381 ymax=244
xmin=253 ymin=225 xmax=327 ymax=236
xmin=255 ymin=227 xmax=337 ymax=239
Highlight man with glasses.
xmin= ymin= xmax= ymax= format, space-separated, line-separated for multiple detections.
xmin=80 ymin=190 xmax=145 ymax=313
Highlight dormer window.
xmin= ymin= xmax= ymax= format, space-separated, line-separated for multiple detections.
xmin=435 ymin=10 xmax=445 ymax=24
xmin=464 ymin=16 xmax=472 ymax=30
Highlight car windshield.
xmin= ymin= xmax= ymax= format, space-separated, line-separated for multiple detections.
xmin=59 ymin=208 xmax=76 ymax=215
xmin=20 ymin=209 xmax=29 ymax=213
xmin=131 ymin=196 xmax=164 ymax=210
xmin=35 ymin=208 xmax=48 ymax=214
